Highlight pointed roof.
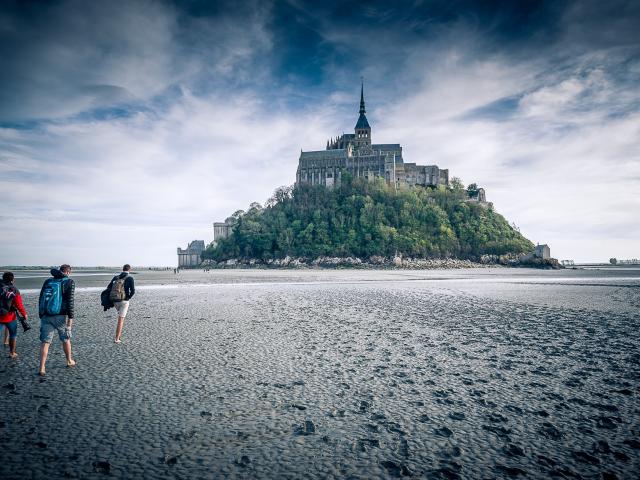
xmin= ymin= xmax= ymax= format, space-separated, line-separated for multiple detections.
xmin=355 ymin=80 xmax=371 ymax=129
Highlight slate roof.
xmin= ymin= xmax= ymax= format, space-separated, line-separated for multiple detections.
xmin=355 ymin=113 xmax=370 ymax=129
xmin=300 ymin=149 xmax=347 ymax=159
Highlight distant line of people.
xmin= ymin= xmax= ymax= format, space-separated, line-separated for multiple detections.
xmin=1 ymin=263 xmax=135 ymax=376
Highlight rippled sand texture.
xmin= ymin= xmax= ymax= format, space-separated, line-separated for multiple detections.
xmin=1 ymin=270 xmax=639 ymax=479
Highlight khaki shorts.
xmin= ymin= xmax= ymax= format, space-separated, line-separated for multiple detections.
xmin=114 ymin=301 xmax=130 ymax=318
xmin=40 ymin=315 xmax=71 ymax=343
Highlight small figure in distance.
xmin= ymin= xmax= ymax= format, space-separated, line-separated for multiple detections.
xmin=108 ymin=264 xmax=135 ymax=344
xmin=38 ymin=264 xmax=77 ymax=376
xmin=0 ymin=271 xmax=29 ymax=358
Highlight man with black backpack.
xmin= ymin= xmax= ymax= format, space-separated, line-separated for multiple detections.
xmin=38 ymin=264 xmax=76 ymax=376
xmin=108 ymin=264 xmax=135 ymax=344
xmin=1 ymin=271 xmax=29 ymax=358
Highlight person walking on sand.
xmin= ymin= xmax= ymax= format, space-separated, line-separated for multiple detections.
xmin=1 ymin=272 xmax=28 ymax=358
xmin=38 ymin=264 xmax=76 ymax=375
xmin=108 ymin=264 xmax=135 ymax=343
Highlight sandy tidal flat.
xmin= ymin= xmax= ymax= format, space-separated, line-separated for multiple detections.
xmin=1 ymin=268 xmax=639 ymax=479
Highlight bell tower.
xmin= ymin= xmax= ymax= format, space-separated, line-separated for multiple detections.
xmin=354 ymin=80 xmax=371 ymax=148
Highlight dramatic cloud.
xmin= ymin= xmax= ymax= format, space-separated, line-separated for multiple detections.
xmin=1 ymin=0 xmax=638 ymax=265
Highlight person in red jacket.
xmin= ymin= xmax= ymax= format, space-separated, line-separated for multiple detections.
xmin=0 ymin=271 xmax=28 ymax=358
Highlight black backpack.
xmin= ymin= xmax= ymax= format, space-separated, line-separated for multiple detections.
xmin=0 ymin=284 xmax=16 ymax=315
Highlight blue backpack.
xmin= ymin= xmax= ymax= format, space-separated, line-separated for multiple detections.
xmin=40 ymin=278 xmax=68 ymax=316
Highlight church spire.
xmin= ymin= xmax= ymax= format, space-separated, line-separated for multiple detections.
xmin=359 ymin=79 xmax=366 ymax=115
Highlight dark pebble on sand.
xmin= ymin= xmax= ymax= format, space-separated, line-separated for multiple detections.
xmin=430 ymin=466 xmax=461 ymax=479
xmin=486 ymin=413 xmax=507 ymax=423
xmin=572 ymin=450 xmax=600 ymax=465
xmin=549 ymin=467 xmax=581 ymax=478
xmin=434 ymin=426 xmax=453 ymax=438
xmin=602 ymin=472 xmax=619 ymax=480
xmin=448 ymin=412 xmax=465 ymax=421
xmin=495 ymin=465 xmax=527 ymax=477
xmin=439 ymin=445 xmax=462 ymax=459
xmin=35 ymin=441 xmax=47 ymax=448
xmin=594 ymin=440 xmax=611 ymax=453
xmin=503 ymin=444 xmax=525 ymax=457
xmin=613 ymin=451 xmax=629 ymax=462
xmin=611 ymin=388 xmax=632 ymax=395
xmin=504 ymin=405 xmax=523 ymax=415
xmin=92 ymin=460 xmax=111 ymax=474
xmin=200 ymin=411 xmax=212 ymax=418
xmin=380 ymin=460 xmax=411 ymax=477
xmin=482 ymin=425 xmax=511 ymax=438
xmin=234 ymin=455 xmax=251 ymax=467
xmin=536 ymin=455 xmax=556 ymax=467
xmin=623 ymin=439 xmax=640 ymax=449
xmin=539 ymin=422 xmax=563 ymax=440
xmin=164 ymin=455 xmax=179 ymax=465
xmin=357 ymin=438 xmax=380 ymax=451
xmin=595 ymin=416 xmax=618 ymax=429
xmin=295 ymin=419 xmax=316 ymax=435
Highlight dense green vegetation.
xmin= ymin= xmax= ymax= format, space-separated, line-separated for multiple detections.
xmin=203 ymin=176 xmax=534 ymax=262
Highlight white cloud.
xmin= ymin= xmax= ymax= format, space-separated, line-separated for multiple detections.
xmin=0 ymin=89 xmax=341 ymax=265
xmin=2 ymin=0 xmax=639 ymax=266
xmin=377 ymin=54 xmax=640 ymax=262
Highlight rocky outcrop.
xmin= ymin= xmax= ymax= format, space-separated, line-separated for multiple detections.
xmin=204 ymin=255 xmax=502 ymax=270
xmin=479 ymin=253 xmax=563 ymax=269
xmin=201 ymin=253 xmax=563 ymax=269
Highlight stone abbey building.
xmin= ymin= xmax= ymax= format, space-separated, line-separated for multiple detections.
xmin=296 ymin=85 xmax=449 ymax=189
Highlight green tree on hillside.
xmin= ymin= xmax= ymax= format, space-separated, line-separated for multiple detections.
xmin=203 ymin=176 xmax=534 ymax=262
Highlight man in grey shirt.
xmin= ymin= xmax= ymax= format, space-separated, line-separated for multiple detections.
xmin=38 ymin=264 xmax=76 ymax=376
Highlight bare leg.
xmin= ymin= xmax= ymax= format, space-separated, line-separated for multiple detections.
xmin=115 ymin=316 xmax=125 ymax=342
xmin=62 ymin=340 xmax=76 ymax=367
xmin=39 ymin=342 xmax=50 ymax=375
xmin=3 ymin=327 xmax=8 ymax=345
xmin=8 ymin=338 xmax=17 ymax=358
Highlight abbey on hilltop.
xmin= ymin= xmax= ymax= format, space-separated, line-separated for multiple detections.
xmin=296 ymin=83 xmax=449 ymax=189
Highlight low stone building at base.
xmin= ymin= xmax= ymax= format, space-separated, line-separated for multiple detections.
xmin=177 ymin=240 xmax=205 ymax=267
xmin=534 ymin=244 xmax=551 ymax=260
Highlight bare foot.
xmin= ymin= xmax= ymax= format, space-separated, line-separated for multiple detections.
xmin=67 ymin=359 xmax=77 ymax=367
xmin=9 ymin=352 xmax=18 ymax=358
xmin=115 ymin=339 xmax=121 ymax=344
xmin=38 ymin=370 xmax=46 ymax=376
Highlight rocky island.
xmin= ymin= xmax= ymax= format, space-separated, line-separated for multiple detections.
xmin=202 ymin=177 xmax=559 ymax=269
xmin=197 ymin=86 xmax=559 ymax=269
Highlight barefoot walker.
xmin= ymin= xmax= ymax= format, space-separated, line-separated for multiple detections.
xmin=38 ymin=265 xmax=76 ymax=375
xmin=108 ymin=264 xmax=135 ymax=343
xmin=1 ymin=271 xmax=29 ymax=358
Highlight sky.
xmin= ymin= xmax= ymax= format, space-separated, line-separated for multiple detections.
xmin=1 ymin=0 xmax=639 ymax=266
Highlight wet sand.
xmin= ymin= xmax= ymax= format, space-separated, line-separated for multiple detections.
xmin=1 ymin=268 xmax=639 ymax=479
